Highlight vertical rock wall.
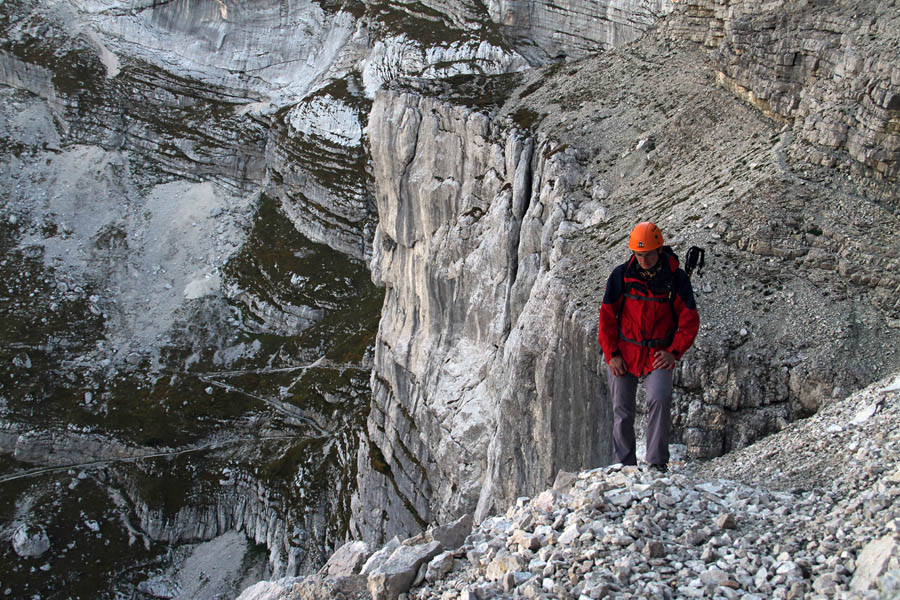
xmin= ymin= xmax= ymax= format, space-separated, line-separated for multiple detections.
xmin=353 ymin=86 xmax=610 ymax=544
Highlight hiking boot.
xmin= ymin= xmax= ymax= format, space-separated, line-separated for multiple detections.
xmin=647 ymin=463 xmax=668 ymax=474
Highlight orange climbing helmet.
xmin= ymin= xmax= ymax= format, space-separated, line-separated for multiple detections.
xmin=628 ymin=221 xmax=664 ymax=251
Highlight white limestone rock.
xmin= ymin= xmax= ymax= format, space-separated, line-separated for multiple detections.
xmin=361 ymin=536 xmax=402 ymax=576
xmin=12 ymin=523 xmax=50 ymax=558
xmin=366 ymin=541 xmax=443 ymax=600
xmin=850 ymin=536 xmax=900 ymax=592
xmin=487 ymin=0 xmax=676 ymax=59
xmin=322 ymin=540 xmax=371 ymax=578
xmin=425 ymin=550 xmax=455 ymax=582
xmin=356 ymin=84 xmax=609 ymax=547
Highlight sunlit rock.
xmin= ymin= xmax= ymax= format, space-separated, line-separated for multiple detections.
xmin=12 ymin=523 xmax=50 ymax=558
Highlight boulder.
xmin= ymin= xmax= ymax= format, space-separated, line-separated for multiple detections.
xmin=12 ymin=523 xmax=50 ymax=558
xmin=552 ymin=470 xmax=578 ymax=494
xmin=366 ymin=541 xmax=443 ymax=600
xmin=361 ymin=536 xmax=401 ymax=575
xmin=425 ymin=550 xmax=455 ymax=582
xmin=851 ymin=535 xmax=900 ymax=591
xmin=485 ymin=551 xmax=524 ymax=581
xmin=322 ymin=540 xmax=371 ymax=577
xmin=428 ymin=513 xmax=474 ymax=551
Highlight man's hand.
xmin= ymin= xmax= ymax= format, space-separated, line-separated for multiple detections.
xmin=609 ymin=355 xmax=627 ymax=377
xmin=653 ymin=350 xmax=676 ymax=371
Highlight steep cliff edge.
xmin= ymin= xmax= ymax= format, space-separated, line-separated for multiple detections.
xmin=355 ymin=0 xmax=900 ymax=548
xmin=353 ymin=76 xmax=610 ymax=543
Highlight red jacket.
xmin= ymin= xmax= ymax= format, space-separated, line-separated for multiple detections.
xmin=598 ymin=248 xmax=699 ymax=377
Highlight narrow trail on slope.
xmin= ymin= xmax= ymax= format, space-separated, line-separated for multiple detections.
xmin=0 ymin=433 xmax=301 ymax=484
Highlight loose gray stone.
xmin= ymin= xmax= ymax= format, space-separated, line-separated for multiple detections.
xmin=510 ymin=529 xmax=541 ymax=551
xmin=557 ymin=524 xmax=581 ymax=545
xmin=361 ymin=536 xmax=401 ymax=576
xmin=553 ymin=471 xmax=578 ymax=494
xmin=367 ymin=541 xmax=443 ymax=600
xmin=485 ymin=552 xmax=523 ymax=581
xmin=429 ymin=514 xmax=474 ymax=552
xmin=12 ymin=523 xmax=50 ymax=558
xmin=425 ymin=551 xmax=455 ymax=583
xmin=699 ymin=567 xmax=729 ymax=586
xmin=850 ymin=535 xmax=900 ymax=591
xmin=322 ymin=540 xmax=371 ymax=577
xmin=644 ymin=540 xmax=665 ymax=559
xmin=716 ymin=513 xmax=736 ymax=530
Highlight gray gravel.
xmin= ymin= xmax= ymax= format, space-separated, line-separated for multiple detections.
xmin=405 ymin=372 xmax=900 ymax=600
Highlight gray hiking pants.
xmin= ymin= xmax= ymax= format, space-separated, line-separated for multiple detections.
xmin=607 ymin=366 xmax=673 ymax=466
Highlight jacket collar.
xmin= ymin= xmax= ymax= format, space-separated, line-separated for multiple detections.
xmin=624 ymin=248 xmax=678 ymax=288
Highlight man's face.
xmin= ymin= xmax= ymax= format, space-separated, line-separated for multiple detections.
xmin=634 ymin=249 xmax=660 ymax=270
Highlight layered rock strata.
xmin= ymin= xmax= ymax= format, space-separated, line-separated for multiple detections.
xmin=0 ymin=0 xmax=532 ymax=261
xmin=664 ymin=0 xmax=900 ymax=203
xmin=266 ymin=81 xmax=375 ymax=261
xmin=488 ymin=0 xmax=677 ymax=58
xmin=0 ymin=422 xmax=358 ymax=577
xmin=120 ymin=468 xmax=324 ymax=576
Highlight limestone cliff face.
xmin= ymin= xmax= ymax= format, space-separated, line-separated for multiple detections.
xmin=0 ymin=0 xmax=531 ymax=265
xmin=404 ymin=0 xmax=676 ymax=60
xmin=265 ymin=81 xmax=375 ymax=261
xmin=0 ymin=421 xmax=358 ymax=577
xmin=352 ymin=83 xmax=611 ymax=544
xmin=121 ymin=469 xmax=324 ymax=576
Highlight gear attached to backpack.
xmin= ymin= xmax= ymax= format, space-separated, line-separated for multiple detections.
xmin=685 ymin=246 xmax=705 ymax=279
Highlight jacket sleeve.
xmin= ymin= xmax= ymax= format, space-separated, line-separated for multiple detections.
xmin=598 ymin=266 xmax=625 ymax=362
xmin=667 ymin=269 xmax=699 ymax=359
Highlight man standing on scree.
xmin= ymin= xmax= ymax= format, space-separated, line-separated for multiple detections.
xmin=598 ymin=222 xmax=700 ymax=472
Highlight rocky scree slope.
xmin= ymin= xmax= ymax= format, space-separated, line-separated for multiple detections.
xmin=238 ymin=371 xmax=900 ymax=599
xmin=663 ymin=0 xmax=900 ymax=202
xmin=352 ymin=1 xmax=900 ymax=555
